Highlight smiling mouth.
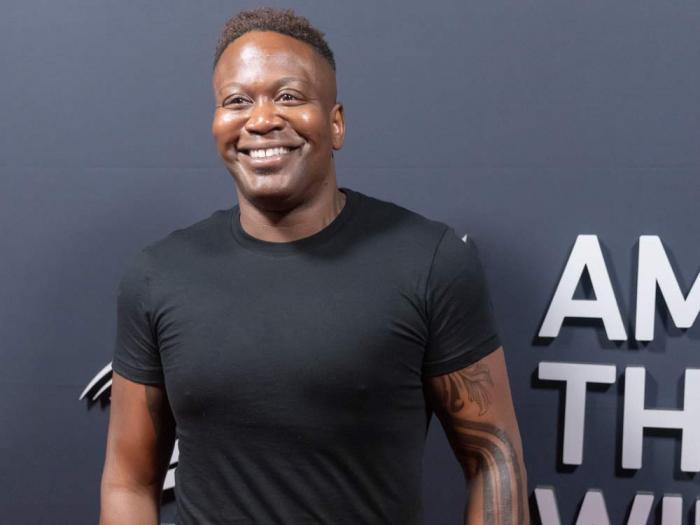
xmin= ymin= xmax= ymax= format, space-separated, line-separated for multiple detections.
xmin=238 ymin=146 xmax=301 ymax=159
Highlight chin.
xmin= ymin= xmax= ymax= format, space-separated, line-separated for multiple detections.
xmin=236 ymin=171 xmax=301 ymax=208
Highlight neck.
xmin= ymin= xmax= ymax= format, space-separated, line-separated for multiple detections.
xmin=236 ymin=179 xmax=347 ymax=243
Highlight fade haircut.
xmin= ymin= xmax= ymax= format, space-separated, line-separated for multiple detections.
xmin=213 ymin=7 xmax=336 ymax=72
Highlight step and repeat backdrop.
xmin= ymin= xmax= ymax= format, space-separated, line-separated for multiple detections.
xmin=1 ymin=1 xmax=698 ymax=523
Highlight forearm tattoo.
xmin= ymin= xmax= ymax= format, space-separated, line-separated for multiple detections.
xmin=431 ymin=364 xmax=526 ymax=524
xmin=435 ymin=363 xmax=494 ymax=415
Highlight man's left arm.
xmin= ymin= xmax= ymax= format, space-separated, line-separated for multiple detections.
xmin=423 ymin=346 xmax=529 ymax=524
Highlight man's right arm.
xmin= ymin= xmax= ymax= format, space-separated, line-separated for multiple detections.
xmin=100 ymin=371 xmax=176 ymax=525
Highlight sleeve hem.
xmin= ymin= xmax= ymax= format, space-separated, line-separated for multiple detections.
xmin=111 ymin=357 xmax=165 ymax=385
xmin=421 ymin=333 xmax=502 ymax=377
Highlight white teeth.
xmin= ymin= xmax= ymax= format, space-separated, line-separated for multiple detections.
xmin=248 ymin=147 xmax=291 ymax=158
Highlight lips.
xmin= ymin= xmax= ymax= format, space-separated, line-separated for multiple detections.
xmin=237 ymin=144 xmax=302 ymax=170
xmin=247 ymin=146 xmax=294 ymax=159
xmin=237 ymin=143 xmax=302 ymax=156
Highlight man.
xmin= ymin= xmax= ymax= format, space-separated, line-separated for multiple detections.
xmin=100 ymin=7 xmax=528 ymax=524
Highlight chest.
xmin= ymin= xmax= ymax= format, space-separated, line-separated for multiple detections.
xmin=153 ymin=259 xmax=429 ymax=425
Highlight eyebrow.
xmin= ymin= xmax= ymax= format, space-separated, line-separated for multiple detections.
xmin=217 ymin=76 xmax=311 ymax=95
xmin=274 ymin=76 xmax=311 ymax=87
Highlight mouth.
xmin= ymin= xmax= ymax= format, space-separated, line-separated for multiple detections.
xmin=236 ymin=144 xmax=303 ymax=171
xmin=238 ymin=145 xmax=301 ymax=159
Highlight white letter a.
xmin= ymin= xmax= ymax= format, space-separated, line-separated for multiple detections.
xmin=539 ymin=235 xmax=626 ymax=341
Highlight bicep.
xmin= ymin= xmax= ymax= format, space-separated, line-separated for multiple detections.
xmin=424 ymin=347 xmax=522 ymax=474
xmin=102 ymin=371 xmax=176 ymax=492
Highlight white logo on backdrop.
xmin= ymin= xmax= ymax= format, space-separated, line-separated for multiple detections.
xmin=535 ymin=234 xmax=700 ymax=524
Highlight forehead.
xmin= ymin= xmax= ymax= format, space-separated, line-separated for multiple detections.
xmin=213 ymin=31 xmax=326 ymax=90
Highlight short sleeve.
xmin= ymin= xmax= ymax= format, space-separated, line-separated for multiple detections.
xmin=422 ymin=228 xmax=502 ymax=377
xmin=111 ymin=250 xmax=165 ymax=385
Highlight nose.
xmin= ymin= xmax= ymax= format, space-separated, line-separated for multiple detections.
xmin=244 ymin=99 xmax=284 ymax=135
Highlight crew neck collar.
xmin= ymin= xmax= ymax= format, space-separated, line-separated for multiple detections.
xmin=230 ymin=187 xmax=358 ymax=256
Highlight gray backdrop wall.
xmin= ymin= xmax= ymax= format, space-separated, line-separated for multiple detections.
xmin=1 ymin=0 xmax=699 ymax=523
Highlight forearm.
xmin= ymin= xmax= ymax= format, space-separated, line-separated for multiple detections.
xmin=425 ymin=349 xmax=529 ymax=523
xmin=99 ymin=481 xmax=160 ymax=525
xmin=463 ymin=448 xmax=529 ymax=525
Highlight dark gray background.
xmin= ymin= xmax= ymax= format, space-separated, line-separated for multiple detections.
xmin=1 ymin=0 xmax=699 ymax=522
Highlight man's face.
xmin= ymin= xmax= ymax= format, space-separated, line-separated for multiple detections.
xmin=212 ymin=31 xmax=344 ymax=209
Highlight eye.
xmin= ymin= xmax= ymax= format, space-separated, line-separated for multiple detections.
xmin=277 ymin=92 xmax=304 ymax=105
xmin=221 ymin=95 xmax=250 ymax=108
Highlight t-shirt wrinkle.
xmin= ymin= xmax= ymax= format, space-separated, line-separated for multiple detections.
xmin=142 ymin=253 xmax=159 ymax=348
xmin=422 ymin=225 xmax=451 ymax=329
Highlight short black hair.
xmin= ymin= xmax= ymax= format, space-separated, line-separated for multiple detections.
xmin=213 ymin=7 xmax=336 ymax=72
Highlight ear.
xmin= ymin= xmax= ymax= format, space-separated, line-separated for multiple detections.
xmin=330 ymin=103 xmax=345 ymax=150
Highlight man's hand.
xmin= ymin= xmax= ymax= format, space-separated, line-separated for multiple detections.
xmin=424 ymin=347 xmax=529 ymax=524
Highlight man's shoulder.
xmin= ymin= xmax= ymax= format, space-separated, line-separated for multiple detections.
xmin=351 ymin=188 xmax=452 ymax=245
xmin=138 ymin=207 xmax=232 ymax=264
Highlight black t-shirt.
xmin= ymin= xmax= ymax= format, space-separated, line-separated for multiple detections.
xmin=111 ymin=187 xmax=502 ymax=524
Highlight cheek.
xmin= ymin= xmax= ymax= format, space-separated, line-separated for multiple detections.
xmin=294 ymin=109 xmax=332 ymax=146
xmin=211 ymin=111 xmax=242 ymax=147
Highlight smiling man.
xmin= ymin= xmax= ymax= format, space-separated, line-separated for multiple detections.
xmin=100 ymin=7 xmax=528 ymax=525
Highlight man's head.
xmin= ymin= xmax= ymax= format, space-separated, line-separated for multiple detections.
xmin=211 ymin=8 xmax=345 ymax=210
